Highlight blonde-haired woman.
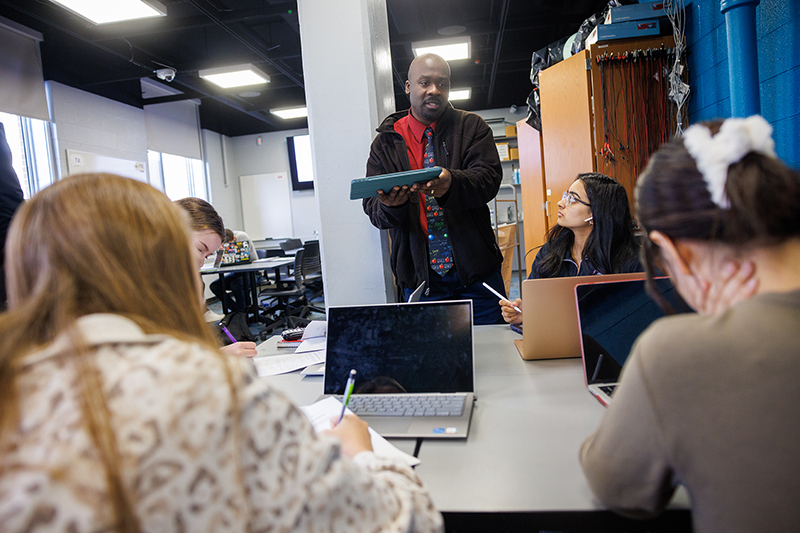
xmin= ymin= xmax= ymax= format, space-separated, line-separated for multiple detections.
xmin=0 ymin=174 xmax=442 ymax=532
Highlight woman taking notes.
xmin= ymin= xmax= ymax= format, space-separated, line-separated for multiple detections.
xmin=581 ymin=116 xmax=800 ymax=532
xmin=0 ymin=174 xmax=443 ymax=532
xmin=501 ymin=173 xmax=641 ymax=324
xmin=175 ymin=197 xmax=258 ymax=358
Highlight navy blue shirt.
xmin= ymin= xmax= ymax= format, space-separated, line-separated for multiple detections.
xmin=527 ymin=242 xmax=642 ymax=279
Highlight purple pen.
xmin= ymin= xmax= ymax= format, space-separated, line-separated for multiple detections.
xmin=221 ymin=325 xmax=237 ymax=343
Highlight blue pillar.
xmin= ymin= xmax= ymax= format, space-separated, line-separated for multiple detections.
xmin=720 ymin=0 xmax=761 ymax=117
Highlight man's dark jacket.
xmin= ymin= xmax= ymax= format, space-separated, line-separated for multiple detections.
xmin=0 ymin=123 xmax=25 ymax=308
xmin=363 ymin=105 xmax=503 ymax=291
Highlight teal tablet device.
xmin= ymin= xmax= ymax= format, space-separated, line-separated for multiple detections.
xmin=350 ymin=167 xmax=442 ymax=200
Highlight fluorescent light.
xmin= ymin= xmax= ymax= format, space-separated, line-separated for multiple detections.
xmin=449 ymin=88 xmax=471 ymax=101
xmin=49 ymin=0 xmax=166 ymax=25
xmin=412 ymin=36 xmax=471 ymax=61
xmin=198 ymin=64 xmax=270 ymax=89
xmin=270 ymin=106 xmax=308 ymax=119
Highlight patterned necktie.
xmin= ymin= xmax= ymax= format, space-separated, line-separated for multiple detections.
xmin=423 ymin=127 xmax=453 ymax=276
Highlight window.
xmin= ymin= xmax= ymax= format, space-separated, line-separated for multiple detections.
xmin=147 ymin=150 xmax=208 ymax=201
xmin=0 ymin=111 xmax=56 ymax=198
xmin=287 ymin=134 xmax=314 ymax=190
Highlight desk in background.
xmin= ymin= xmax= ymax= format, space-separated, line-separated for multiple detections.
xmin=257 ymin=326 xmax=691 ymax=532
xmin=202 ymin=257 xmax=294 ymax=322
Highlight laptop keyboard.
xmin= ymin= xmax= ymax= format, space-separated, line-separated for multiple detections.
xmin=599 ymin=385 xmax=617 ymax=397
xmin=340 ymin=394 xmax=466 ymax=417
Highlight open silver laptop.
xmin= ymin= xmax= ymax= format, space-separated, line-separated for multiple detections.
xmin=515 ymin=273 xmax=646 ymax=360
xmin=323 ymin=300 xmax=475 ymax=439
xmin=576 ymin=277 xmax=691 ymax=406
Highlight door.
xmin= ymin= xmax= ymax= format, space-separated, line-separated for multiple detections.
xmin=539 ymin=49 xmax=596 ymax=229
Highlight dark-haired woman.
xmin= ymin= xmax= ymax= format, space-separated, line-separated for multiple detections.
xmin=501 ymin=173 xmax=641 ymax=324
xmin=580 ymin=116 xmax=800 ymax=532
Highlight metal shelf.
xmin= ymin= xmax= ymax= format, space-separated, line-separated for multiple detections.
xmin=492 ymin=184 xmax=523 ymax=295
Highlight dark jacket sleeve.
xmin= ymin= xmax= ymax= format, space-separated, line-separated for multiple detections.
xmin=362 ymin=133 xmax=412 ymax=230
xmin=438 ymin=114 xmax=502 ymax=211
xmin=0 ymin=122 xmax=25 ymax=307
xmin=0 ymin=123 xmax=24 ymax=233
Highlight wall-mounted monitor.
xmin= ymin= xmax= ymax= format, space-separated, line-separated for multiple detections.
xmin=287 ymin=134 xmax=314 ymax=191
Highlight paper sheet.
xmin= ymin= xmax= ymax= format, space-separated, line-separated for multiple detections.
xmin=300 ymin=362 xmax=325 ymax=376
xmin=295 ymin=337 xmax=326 ymax=353
xmin=302 ymin=320 xmax=327 ymax=339
xmin=300 ymin=397 xmax=420 ymax=467
xmin=253 ymin=350 xmax=326 ymax=376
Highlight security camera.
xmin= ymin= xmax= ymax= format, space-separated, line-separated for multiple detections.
xmin=156 ymin=68 xmax=176 ymax=82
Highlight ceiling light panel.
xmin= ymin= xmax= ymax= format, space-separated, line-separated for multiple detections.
xmin=449 ymin=88 xmax=471 ymax=101
xmin=49 ymin=0 xmax=166 ymax=25
xmin=198 ymin=64 xmax=271 ymax=89
xmin=412 ymin=36 xmax=471 ymax=61
xmin=270 ymin=107 xmax=308 ymax=119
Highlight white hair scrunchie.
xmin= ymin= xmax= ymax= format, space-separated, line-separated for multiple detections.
xmin=682 ymin=115 xmax=777 ymax=208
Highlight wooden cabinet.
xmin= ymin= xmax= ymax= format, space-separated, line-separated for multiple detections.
xmin=539 ymin=50 xmax=596 ymax=229
xmin=516 ymin=36 xmax=679 ymax=270
xmin=516 ymin=120 xmax=546 ymax=274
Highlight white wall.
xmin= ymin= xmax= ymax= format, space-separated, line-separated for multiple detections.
xmin=225 ymin=129 xmax=321 ymax=242
xmin=203 ymin=129 xmax=243 ymax=230
xmin=49 ymin=81 xmax=148 ymax=179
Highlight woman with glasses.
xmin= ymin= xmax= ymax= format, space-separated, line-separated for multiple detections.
xmin=501 ymin=173 xmax=641 ymax=324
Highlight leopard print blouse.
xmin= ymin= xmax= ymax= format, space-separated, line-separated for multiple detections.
xmin=0 ymin=314 xmax=443 ymax=532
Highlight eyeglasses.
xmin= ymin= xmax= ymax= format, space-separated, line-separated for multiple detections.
xmin=561 ymin=190 xmax=591 ymax=207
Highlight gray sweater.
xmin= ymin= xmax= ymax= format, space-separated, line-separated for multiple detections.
xmin=581 ymin=289 xmax=800 ymax=532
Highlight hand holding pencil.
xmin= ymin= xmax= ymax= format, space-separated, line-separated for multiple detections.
xmin=481 ymin=282 xmax=524 ymax=325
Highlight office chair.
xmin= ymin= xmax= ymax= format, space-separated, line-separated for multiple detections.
xmin=300 ymin=240 xmax=325 ymax=314
xmin=279 ymin=238 xmax=303 ymax=254
xmin=258 ymin=248 xmax=311 ymax=328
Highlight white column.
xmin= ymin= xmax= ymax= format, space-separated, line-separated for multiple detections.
xmin=298 ymin=0 xmax=396 ymax=306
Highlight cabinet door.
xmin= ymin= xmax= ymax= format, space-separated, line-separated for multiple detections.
xmin=539 ymin=49 xmax=596 ymax=229
xmin=516 ymin=120 xmax=547 ymax=274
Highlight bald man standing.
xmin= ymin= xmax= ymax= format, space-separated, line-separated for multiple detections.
xmin=363 ymin=53 xmax=506 ymax=324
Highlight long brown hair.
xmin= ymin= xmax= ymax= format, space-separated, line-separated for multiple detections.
xmin=635 ymin=119 xmax=800 ymax=307
xmin=0 ymin=174 xmax=235 ymax=531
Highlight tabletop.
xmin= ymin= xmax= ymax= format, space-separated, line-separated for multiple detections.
xmin=255 ymin=325 xmax=691 ymax=529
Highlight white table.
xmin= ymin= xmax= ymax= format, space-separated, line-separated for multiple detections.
xmin=256 ymin=326 xmax=692 ymax=531
xmin=202 ymin=257 xmax=294 ymax=321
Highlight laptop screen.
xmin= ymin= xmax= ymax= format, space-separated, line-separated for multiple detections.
xmin=323 ymin=301 xmax=474 ymax=395
xmin=576 ymin=278 xmax=691 ymax=385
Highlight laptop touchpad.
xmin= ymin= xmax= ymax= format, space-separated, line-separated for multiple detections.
xmin=363 ymin=417 xmax=412 ymax=434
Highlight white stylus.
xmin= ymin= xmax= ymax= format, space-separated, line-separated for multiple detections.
xmin=482 ymin=282 xmax=521 ymax=313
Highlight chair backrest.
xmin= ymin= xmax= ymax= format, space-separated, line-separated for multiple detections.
xmin=291 ymin=248 xmax=306 ymax=288
xmin=496 ymin=223 xmax=516 ymax=296
xmin=280 ymin=238 xmax=303 ymax=252
xmin=301 ymin=240 xmax=322 ymax=276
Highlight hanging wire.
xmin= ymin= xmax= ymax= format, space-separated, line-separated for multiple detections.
xmin=665 ymin=0 xmax=690 ymax=135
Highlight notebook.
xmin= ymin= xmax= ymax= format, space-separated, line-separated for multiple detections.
xmin=323 ymin=300 xmax=475 ymax=439
xmin=514 ymin=272 xmax=646 ymax=360
xmin=575 ymin=277 xmax=691 ymax=406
